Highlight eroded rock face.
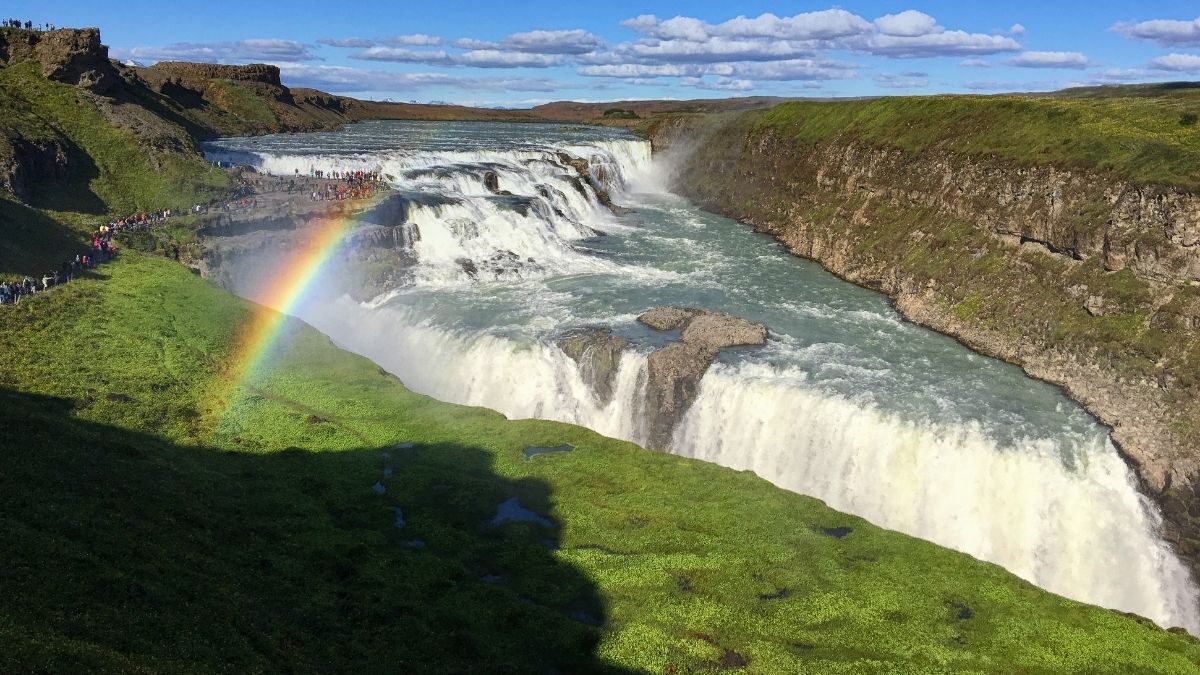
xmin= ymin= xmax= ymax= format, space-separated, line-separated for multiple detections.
xmin=652 ymin=115 xmax=1200 ymax=581
xmin=556 ymin=328 xmax=631 ymax=405
xmin=0 ymin=137 xmax=71 ymax=202
xmin=638 ymin=307 xmax=769 ymax=448
xmin=0 ymin=27 xmax=121 ymax=94
xmin=645 ymin=342 xmax=718 ymax=448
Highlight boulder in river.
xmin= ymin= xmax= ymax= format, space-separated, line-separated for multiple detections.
xmin=638 ymin=307 xmax=768 ymax=448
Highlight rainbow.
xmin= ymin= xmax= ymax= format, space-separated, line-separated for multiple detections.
xmin=220 ymin=196 xmax=382 ymax=413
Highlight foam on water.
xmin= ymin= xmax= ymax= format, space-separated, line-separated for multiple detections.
xmin=208 ymin=120 xmax=1200 ymax=632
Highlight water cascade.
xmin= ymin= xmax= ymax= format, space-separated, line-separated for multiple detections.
xmin=205 ymin=120 xmax=1200 ymax=633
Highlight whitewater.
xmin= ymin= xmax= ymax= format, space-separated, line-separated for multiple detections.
xmin=205 ymin=119 xmax=1200 ymax=632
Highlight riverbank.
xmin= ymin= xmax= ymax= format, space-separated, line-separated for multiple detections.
xmin=646 ymin=94 xmax=1200 ymax=581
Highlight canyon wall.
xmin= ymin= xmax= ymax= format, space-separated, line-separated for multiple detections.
xmin=651 ymin=112 xmax=1200 ymax=569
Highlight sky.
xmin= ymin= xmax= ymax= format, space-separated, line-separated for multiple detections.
xmin=8 ymin=1 xmax=1200 ymax=107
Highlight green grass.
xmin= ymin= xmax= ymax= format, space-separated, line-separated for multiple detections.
xmin=0 ymin=62 xmax=228 ymax=225
xmin=2 ymin=252 xmax=1199 ymax=673
xmin=205 ymin=79 xmax=281 ymax=130
xmin=754 ymin=91 xmax=1200 ymax=189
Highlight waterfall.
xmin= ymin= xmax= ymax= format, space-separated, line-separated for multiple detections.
xmin=208 ymin=123 xmax=1200 ymax=634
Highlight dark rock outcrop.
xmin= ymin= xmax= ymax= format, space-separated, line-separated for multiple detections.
xmin=0 ymin=136 xmax=71 ymax=202
xmin=645 ymin=342 xmax=718 ymax=447
xmin=556 ymin=328 xmax=631 ymax=405
xmin=483 ymin=170 xmax=500 ymax=193
xmin=0 ymin=27 xmax=121 ymax=94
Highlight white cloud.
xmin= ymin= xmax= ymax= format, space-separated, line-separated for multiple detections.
xmin=1008 ymin=51 xmax=1090 ymax=69
xmin=960 ymin=57 xmax=990 ymax=67
xmin=622 ymin=10 xmax=872 ymax=42
xmin=351 ymin=46 xmax=561 ymax=68
xmin=1113 ymin=16 xmax=1200 ymax=47
xmin=964 ymin=79 xmax=1059 ymax=91
xmin=1009 ymin=23 xmax=1026 ymax=36
xmin=455 ymin=29 xmax=604 ymax=55
xmin=113 ymin=39 xmax=317 ymax=64
xmin=874 ymin=11 xmax=940 ymax=38
xmin=318 ymin=37 xmax=374 ymax=48
xmin=578 ymin=63 xmax=699 ymax=78
xmin=352 ymin=47 xmax=452 ymax=65
xmin=611 ymin=37 xmax=814 ymax=64
xmin=865 ymin=30 xmax=1021 ymax=58
xmin=455 ymin=50 xmax=563 ymax=68
xmin=1087 ymin=68 xmax=1154 ymax=83
xmin=1148 ymin=53 xmax=1200 ymax=72
xmin=385 ymin=34 xmax=443 ymax=47
xmin=729 ymin=58 xmax=856 ymax=81
xmin=275 ymin=63 xmax=564 ymax=93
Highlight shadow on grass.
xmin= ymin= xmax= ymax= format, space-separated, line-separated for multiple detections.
xmin=0 ymin=197 xmax=87 ymax=277
xmin=0 ymin=388 xmax=634 ymax=674
xmin=25 ymin=136 xmax=107 ymax=215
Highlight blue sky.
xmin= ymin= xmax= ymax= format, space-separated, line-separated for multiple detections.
xmin=9 ymin=1 xmax=1200 ymax=106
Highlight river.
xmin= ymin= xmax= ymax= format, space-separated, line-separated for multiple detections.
xmin=204 ymin=119 xmax=1199 ymax=632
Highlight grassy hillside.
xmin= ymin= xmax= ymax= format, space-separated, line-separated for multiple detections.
xmin=753 ymin=86 xmax=1200 ymax=189
xmin=1 ymin=253 xmax=1199 ymax=672
xmin=0 ymin=61 xmax=228 ymax=254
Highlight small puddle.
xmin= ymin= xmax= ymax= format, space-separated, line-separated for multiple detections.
xmin=522 ymin=443 xmax=575 ymax=460
xmin=488 ymin=497 xmax=553 ymax=528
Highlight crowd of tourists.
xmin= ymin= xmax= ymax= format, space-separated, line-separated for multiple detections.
xmin=2 ymin=168 xmax=387 ymax=305
xmin=3 ymin=19 xmax=56 ymax=31
xmin=310 ymin=182 xmax=377 ymax=202
xmin=0 ymin=228 xmax=119 ymax=305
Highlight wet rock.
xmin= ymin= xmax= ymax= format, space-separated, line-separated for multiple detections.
xmin=638 ymin=306 xmax=702 ymax=331
xmin=759 ymin=587 xmax=791 ymax=601
xmin=556 ymin=328 xmax=631 ymax=405
xmin=456 ymin=257 xmax=479 ymax=279
xmin=639 ymin=307 xmax=769 ymax=448
xmin=682 ymin=312 xmax=768 ymax=349
xmin=718 ymin=649 xmax=749 ymax=669
xmin=645 ymin=342 xmax=718 ymax=448
xmin=482 ymin=170 xmax=500 ymax=193
xmin=638 ymin=307 xmax=767 ymax=348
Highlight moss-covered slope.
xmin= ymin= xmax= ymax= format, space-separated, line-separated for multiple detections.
xmin=2 ymin=253 xmax=1199 ymax=672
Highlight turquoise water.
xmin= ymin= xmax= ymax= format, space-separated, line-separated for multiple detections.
xmin=205 ymin=120 xmax=1199 ymax=631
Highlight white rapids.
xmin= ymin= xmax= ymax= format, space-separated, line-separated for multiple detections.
xmin=205 ymin=119 xmax=1200 ymax=633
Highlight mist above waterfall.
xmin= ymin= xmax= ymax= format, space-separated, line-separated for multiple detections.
xmin=205 ymin=120 xmax=1200 ymax=633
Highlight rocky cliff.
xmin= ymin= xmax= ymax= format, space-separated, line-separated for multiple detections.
xmin=651 ymin=107 xmax=1200 ymax=573
xmin=0 ymin=26 xmax=120 ymax=94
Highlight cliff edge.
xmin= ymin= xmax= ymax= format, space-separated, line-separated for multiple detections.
xmin=651 ymin=91 xmax=1200 ymax=575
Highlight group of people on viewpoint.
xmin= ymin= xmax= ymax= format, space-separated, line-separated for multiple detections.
xmin=3 ymin=19 xmax=55 ymax=31
xmin=303 ymin=169 xmax=382 ymax=202
xmin=2 ymin=165 xmax=387 ymax=305
xmin=0 ymin=225 xmax=119 ymax=305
